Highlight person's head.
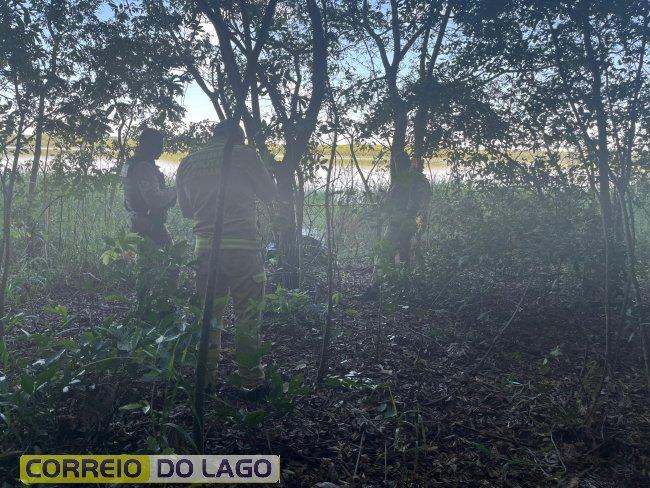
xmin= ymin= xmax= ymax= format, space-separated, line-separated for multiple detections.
xmin=212 ymin=120 xmax=245 ymax=144
xmin=137 ymin=128 xmax=164 ymax=160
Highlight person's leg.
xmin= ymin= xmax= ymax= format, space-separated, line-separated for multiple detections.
xmin=205 ymin=293 xmax=228 ymax=388
xmin=130 ymin=214 xmax=172 ymax=248
xmin=226 ymin=250 xmax=266 ymax=389
xmin=151 ymin=223 xmax=180 ymax=284
xmin=398 ymin=235 xmax=412 ymax=268
xmin=195 ymin=237 xmax=229 ymax=387
xmin=132 ymin=217 xmax=170 ymax=305
xmin=385 ymin=220 xmax=402 ymax=265
xmin=130 ymin=215 xmax=151 ymax=243
xmin=152 ymin=224 xmax=173 ymax=249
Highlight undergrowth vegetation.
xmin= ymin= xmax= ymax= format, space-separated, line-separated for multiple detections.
xmin=1 ymin=160 xmax=649 ymax=484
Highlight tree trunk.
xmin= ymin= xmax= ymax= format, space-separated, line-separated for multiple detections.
xmin=273 ymin=0 xmax=327 ymax=290
xmin=25 ymin=90 xmax=47 ymax=258
xmin=386 ymin=78 xmax=411 ymax=262
xmin=296 ymin=168 xmax=305 ymax=286
xmin=275 ymin=163 xmax=299 ymax=289
xmin=0 ymin=111 xmax=25 ymax=337
xmin=618 ymin=192 xmax=650 ymax=389
xmin=29 ymin=35 xmax=58 ymax=194
xmin=193 ymin=122 xmax=236 ymax=449
xmin=390 ymin=96 xmax=409 ymax=177
xmin=316 ymin=103 xmax=338 ymax=383
xmin=582 ymin=15 xmax=618 ymax=361
xmin=29 ymin=91 xmax=46 ymax=194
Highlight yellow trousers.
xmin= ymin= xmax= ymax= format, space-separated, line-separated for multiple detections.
xmin=195 ymin=236 xmax=266 ymax=387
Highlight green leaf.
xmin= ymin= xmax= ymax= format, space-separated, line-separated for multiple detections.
xmin=20 ymin=374 xmax=35 ymax=395
xmin=44 ymin=349 xmax=66 ymax=367
xmin=104 ymin=294 xmax=128 ymax=303
xmin=119 ymin=400 xmax=150 ymax=414
xmin=45 ymin=305 xmax=68 ymax=318
xmin=242 ymin=410 xmax=267 ymax=429
xmin=117 ymin=328 xmax=142 ymax=353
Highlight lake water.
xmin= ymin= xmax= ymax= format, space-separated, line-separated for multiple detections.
xmin=157 ymin=157 xmax=451 ymax=190
xmin=18 ymin=153 xmax=451 ymax=190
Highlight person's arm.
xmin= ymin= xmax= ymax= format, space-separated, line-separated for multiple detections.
xmin=418 ymin=176 xmax=432 ymax=213
xmin=240 ymin=146 xmax=279 ymax=204
xmin=175 ymin=165 xmax=193 ymax=218
xmin=134 ymin=164 xmax=177 ymax=210
xmin=413 ymin=176 xmax=431 ymax=231
xmin=177 ymin=184 xmax=193 ymax=218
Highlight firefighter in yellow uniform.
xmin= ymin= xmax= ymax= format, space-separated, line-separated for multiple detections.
xmin=176 ymin=121 xmax=278 ymax=389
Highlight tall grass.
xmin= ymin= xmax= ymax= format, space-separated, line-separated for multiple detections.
xmin=4 ymin=153 xmax=650 ymax=327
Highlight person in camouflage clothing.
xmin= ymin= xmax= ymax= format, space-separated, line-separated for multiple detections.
xmin=122 ymin=128 xmax=176 ymax=248
xmin=176 ymin=121 xmax=278 ymax=389
xmin=385 ymin=151 xmax=432 ymax=269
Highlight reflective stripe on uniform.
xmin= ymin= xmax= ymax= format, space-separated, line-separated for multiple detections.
xmin=195 ymin=235 xmax=261 ymax=253
xmin=220 ymin=238 xmax=261 ymax=250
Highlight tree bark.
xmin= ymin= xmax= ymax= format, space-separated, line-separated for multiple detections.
xmin=388 ymin=71 xmax=409 ymax=177
xmin=29 ymin=92 xmax=46 ymax=194
xmin=29 ymin=35 xmax=59 ymax=194
xmin=316 ymin=97 xmax=338 ymax=383
xmin=581 ymin=13 xmax=617 ymax=361
xmin=275 ymin=162 xmax=300 ymax=289
xmin=269 ymin=0 xmax=328 ymax=288
xmin=0 ymin=108 xmax=25 ymax=337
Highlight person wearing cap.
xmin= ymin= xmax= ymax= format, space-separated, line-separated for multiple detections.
xmin=176 ymin=121 xmax=278 ymax=389
xmin=122 ymin=128 xmax=176 ymax=248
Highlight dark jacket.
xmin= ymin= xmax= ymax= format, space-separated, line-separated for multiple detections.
xmin=122 ymin=157 xmax=176 ymax=223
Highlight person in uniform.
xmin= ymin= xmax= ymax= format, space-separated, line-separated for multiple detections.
xmin=122 ymin=128 xmax=176 ymax=248
xmin=385 ymin=151 xmax=432 ymax=269
xmin=176 ymin=121 xmax=278 ymax=389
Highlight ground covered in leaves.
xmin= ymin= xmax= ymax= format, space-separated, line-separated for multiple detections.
xmin=4 ymin=264 xmax=649 ymax=487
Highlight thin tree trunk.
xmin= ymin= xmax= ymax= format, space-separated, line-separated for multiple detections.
xmin=0 ymin=110 xmax=25 ymax=337
xmin=618 ymin=191 xmax=650 ymax=389
xmin=192 ymin=0 xmax=278 ymax=449
xmin=316 ymin=102 xmax=338 ymax=384
xmin=25 ymin=88 xmax=47 ymax=258
xmin=296 ymin=168 xmax=305 ymax=286
xmin=29 ymin=34 xmax=59 ymax=195
xmin=108 ymin=114 xmax=133 ymax=211
xmin=276 ymin=163 xmax=299 ymax=289
xmin=29 ymin=92 xmax=46 ymax=194
xmin=582 ymin=15 xmax=617 ymax=361
xmin=390 ymin=92 xmax=409 ymax=176
xmin=276 ymin=0 xmax=327 ymax=289
xmin=192 ymin=120 xmax=236 ymax=449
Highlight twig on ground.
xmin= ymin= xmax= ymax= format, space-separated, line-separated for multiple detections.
xmin=471 ymin=283 xmax=530 ymax=373
xmin=352 ymin=427 xmax=366 ymax=481
xmin=550 ymin=430 xmax=567 ymax=474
